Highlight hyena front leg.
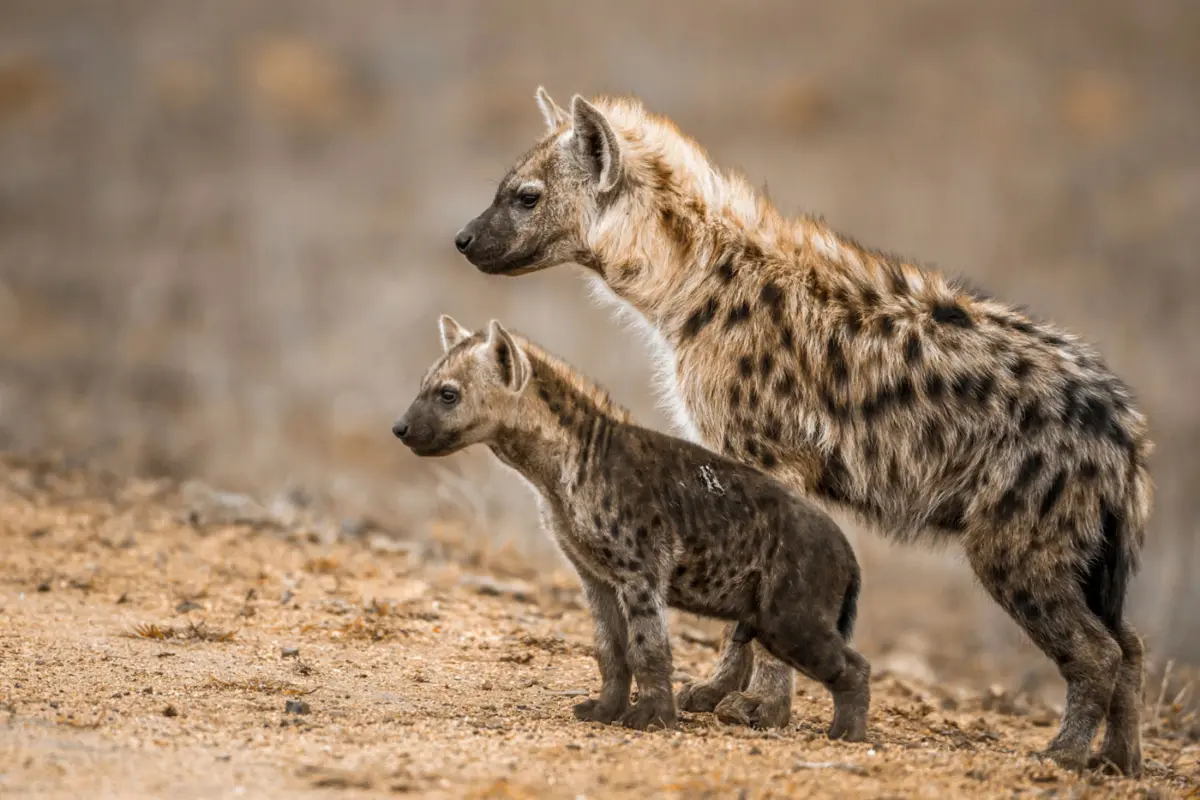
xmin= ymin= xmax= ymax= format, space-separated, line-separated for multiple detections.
xmin=573 ymin=577 xmax=632 ymax=724
xmin=677 ymin=623 xmax=754 ymax=713
xmin=615 ymin=581 xmax=677 ymax=731
xmin=713 ymin=645 xmax=795 ymax=729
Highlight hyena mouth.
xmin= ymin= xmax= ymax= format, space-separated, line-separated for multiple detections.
xmin=469 ymin=242 xmax=549 ymax=276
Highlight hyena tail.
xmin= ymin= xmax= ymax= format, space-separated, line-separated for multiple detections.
xmin=837 ymin=567 xmax=861 ymax=641
xmin=1084 ymin=502 xmax=1144 ymax=635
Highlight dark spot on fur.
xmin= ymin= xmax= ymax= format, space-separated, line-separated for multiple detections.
xmin=814 ymin=452 xmax=853 ymax=506
xmin=1012 ymin=319 xmax=1037 ymax=335
xmin=681 ymin=296 xmax=719 ymax=340
xmin=779 ymin=325 xmax=795 ymax=351
xmin=976 ymin=374 xmax=996 ymax=406
xmin=1012 ymin=589 xmax=1041 ymax=621
xmin=987 ymin=564 xmax=1009 ymax=586
xmin=861 ymin=287 xmax=881 ymax=307
xmin=674 ymin=564 xmax=687 ymax=578
xmin=887 ymin=266 xmax=908 ymax=295
xmin=725 ymin=301 xmax=751 ymax=328
xmin=635 ymin=632 xmax=645 ymax=645
xmin=592 ymin=514 xmax=603 ymax=530
xmin=921 ymin=423 xmax=943 ymax=455
xmin=748 ymin=387 xmax=760 ymax=410
xmin=760 ymin=352 xmax=774 ymax=378
xmin=738 ymin=355 xmax=754 ymax=379
xmin=716 ymin=257 xmax=736 ymax=283
xmin=1080 ymin=460 xmax=1099 ymax=480
xmin=728 ymin=384 xmax=742 ymax=408
xmin=762 ymin=415 xmax=782 ymax=442
xmin=1012 ymin=357 xmax=1033 ymax=381
xmin=862 ymin=377 xmax=915 ymax=420
xmin=826 ymin=337 xmax=849 ymax=383
xmin=775 ymin=370 xmax=796 ymax=397
xmin=931 ymin=301 xmax=974 ymax=328
xmin=760 ymin=282 xmax=785 ymax=319
xmin=602 ymin=494 xmax=612 ymax=513
xmin=760 ymin=451 xmax=777 ymax=469
xmin=925 ymin=373 xmax=946 ymax=399
xmin=610 ymin=521 xmax=620 ymax=540
xmin=878 ymin=315 xmax=896 ymax=337
xmin=1039 ymin=470 xmax=1067 ymax=519
xmin=832 ymin=287 xmax=850 ymax=305
xmin=1015 ymin=452 xmax=1045 ymax=491
xmin=929 ymin=496 xmax=967 ymax=532
xmin=863 ymin=432 xmax=879 ymax=463
xmin=905 ymin=334 xmax=922 ymax=364
xmin=1079 ymin=396 xmax=1114 ymax=437
xmin=538 ymin=388 xmax=551 ymax=403
xmin=744 ymin=439 xmax=759 ymax=459
xmin=995 ymin=489 xmax=1022 ymax=522
xmin=1019 ymin=401 xmax=1047 ymax=435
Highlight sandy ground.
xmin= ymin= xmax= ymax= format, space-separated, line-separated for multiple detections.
xmin=0 ymin=456 xmax=1196 ymax=799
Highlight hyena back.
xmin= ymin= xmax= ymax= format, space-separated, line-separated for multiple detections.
xmin=393 ymin=315 xmax=869 ymax=738
xmin=453 ymin=88 xmax=1153 ymax=774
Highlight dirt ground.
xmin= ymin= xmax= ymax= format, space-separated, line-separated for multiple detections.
xmin=1 ymin=456 xmax=1196 ymax=799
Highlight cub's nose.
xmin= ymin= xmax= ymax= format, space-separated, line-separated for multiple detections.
xmin=454 ymin=229 xmax=475 ymax=254
xmin=391 ymin=420 xmax=409 ymax=440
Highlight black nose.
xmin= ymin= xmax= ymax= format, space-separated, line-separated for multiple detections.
xmin=392 ymin=420 xmax=409 ymax=440
xmin=454 ymin=230 xmax=474 ymax=254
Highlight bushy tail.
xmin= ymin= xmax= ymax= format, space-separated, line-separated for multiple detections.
xmin=1084 ymin=458 xmax=1150 ymax=634
xmin=1083 ymin=507 xmax=1134 ymax=633
xmin=837 ymin=567 xmax=861 ymax=641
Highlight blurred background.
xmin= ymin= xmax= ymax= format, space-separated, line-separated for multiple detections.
xmin=1 ymin=0 xmax=1197 ymax=682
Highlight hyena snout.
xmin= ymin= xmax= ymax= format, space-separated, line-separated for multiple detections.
xmin=390 ymin=418 xmax=410 ymax=441
xmin=454 ymin=215 xmax=486 ymax=256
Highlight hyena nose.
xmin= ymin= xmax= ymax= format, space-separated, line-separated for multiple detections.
xmin=392 ymin=420 xmax=409 ymax=440
xmin=454 ymin=229 xmax=474 ymax=254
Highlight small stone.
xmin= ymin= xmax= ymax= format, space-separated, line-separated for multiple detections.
xmin=281 ymin=647 xmax=300 ymax=659
xmin=163 ymin=705 xmax=178 ymax=718
xmin=285 ymin=700 xmax=311 ymax=715
xmin=36 ymin=582 xmax=50 ymax=593
xmin=175 ymin=600 xmax=203 ymax=613
xmin=480 ymin=681 xmax=493 ymax=691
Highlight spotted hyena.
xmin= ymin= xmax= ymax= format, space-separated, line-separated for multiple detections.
xmin=450 ymin=88 xmax=1154 ymax=774
xmin=393 ymin=315 xmax=869 ymax=739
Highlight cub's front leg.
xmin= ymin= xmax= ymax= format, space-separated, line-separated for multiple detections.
xmin=573 ymin=577 xmax=633 ymax=724
xmin=614 ymin=579 xmax=677 ymax=731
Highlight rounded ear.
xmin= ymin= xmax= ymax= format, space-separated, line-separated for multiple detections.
xmin=438 ymin=315 xmax=472 ymax=353
xmin=535 ymin=86 xmax=569 ymax=130
xmin=485 ymin=320 xmax=530 ymax=393
xmin=570 ymin=95 xmax=622 ymax=194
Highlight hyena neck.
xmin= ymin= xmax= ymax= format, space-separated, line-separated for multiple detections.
xmin=489 ymin=344 xmax=634 ymax=496
xmin=589 ymin=179 xmax=936 ymax=350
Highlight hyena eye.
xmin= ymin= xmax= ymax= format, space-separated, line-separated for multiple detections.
xmin=437 ymin=386 xmax=460 ymax=406
xmin=517 ymin=191 xmax=541 ymax=209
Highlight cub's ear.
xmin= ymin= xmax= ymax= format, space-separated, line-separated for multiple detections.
xmin=438 ymin=315 xmax=471 ymax=353
xmin=535 ymin=86 xmax=569 ymax=131
xmin=570 ymin=95 xmax=622 ymax=194
xmin=485 ymin=320 xmax=530 ymax=393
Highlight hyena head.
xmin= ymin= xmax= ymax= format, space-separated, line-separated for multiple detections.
xmin=454 ymin=87 xmax=628 ymax=276
xmin=393 ymin=315 xmax=531 ymax=457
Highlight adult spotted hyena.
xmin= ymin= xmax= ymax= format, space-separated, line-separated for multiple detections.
xmin=451 ymin=88 xmax=1153 ymax=774
xmin=393 ymin=316 xmax=869 ymax=739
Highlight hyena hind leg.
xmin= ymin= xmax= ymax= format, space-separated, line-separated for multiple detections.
xmin=1089 ymin=621 xmax=1144 ymax=777
xmin=972 ymin=551 xmax=1121 ymax=772
xmin=677 ymin=622 xmax=753 ymax=713
xmin=754 ymin=619 xmax=870 ymax=742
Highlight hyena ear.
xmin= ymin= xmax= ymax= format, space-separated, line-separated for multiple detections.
xmin=535 ymin=86 xmax=569 ymax=131
xmin=570 ymin=95 xmax=622 ymax=194
xmin=438 ymin=315 xmax=471 ymax=353
xmin=485 ymin=320 xmax=530 ymax=394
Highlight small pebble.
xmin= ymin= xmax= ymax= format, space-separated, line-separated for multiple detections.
xmin=285 ymin=700 xmax=311 ymax=715
xmin=163 ymin=705 xmax=178 ymax=718
xmin=36 ymin=582 xmax=50 ymax=593
xmin=281 ymin=647 xmax=300 ymax=659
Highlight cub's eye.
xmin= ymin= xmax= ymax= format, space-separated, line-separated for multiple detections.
xmin=437 ymin=386 xmax=460 ymax=406
xmin=517 ymin=191 xmax=541 ymax=209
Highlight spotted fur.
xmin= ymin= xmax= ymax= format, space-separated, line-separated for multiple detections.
xmin=394 ymin=316 xmax=869 ymax=739
xmin=453 ymin=88 xmax=1154 ymax=774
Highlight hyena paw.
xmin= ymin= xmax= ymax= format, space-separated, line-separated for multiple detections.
xmin=572 ymin=698 xmax=625 ymax=725
xmin=1086 ymin=747 xmax=1142 ymax=778
xmin=677 ymin=680 xmax=735 ymax=714
xmin=827 ymin=707 xmax=868 ymax=742
xmin=714 ymin=691 xmax=792 ymax=729
xmin=619 ymin=697 xmax=677 ymax=731
xmin=1032 ymin=743 xmax=1088 ymax=774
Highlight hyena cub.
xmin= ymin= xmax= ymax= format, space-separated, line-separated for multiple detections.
xmin=393 ymin=315 xmax=869 ymax=738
